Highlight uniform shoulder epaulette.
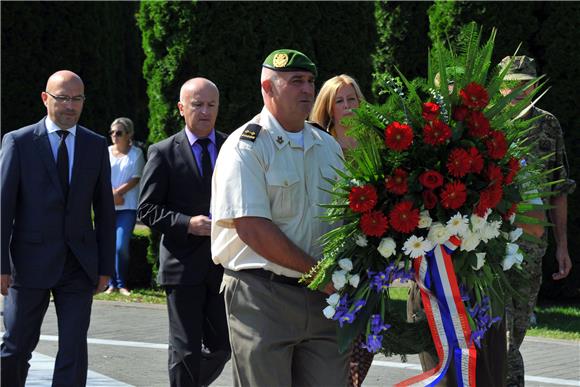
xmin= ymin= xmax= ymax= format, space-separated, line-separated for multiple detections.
xmin=240 ymin=123 xmax=262 ymax=142
xmin=306 ymin=121 xmax=327 ymax=132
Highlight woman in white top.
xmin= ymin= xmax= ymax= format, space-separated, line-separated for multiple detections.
xmin=106 ymin=117 xmax=145 ymax=296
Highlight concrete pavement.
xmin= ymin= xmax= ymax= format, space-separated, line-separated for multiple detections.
xmin=6 ymin=300 xmax=580 ymax=386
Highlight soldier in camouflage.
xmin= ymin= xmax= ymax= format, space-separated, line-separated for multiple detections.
xmin=499 ymin=55 xmax=576 ymax=387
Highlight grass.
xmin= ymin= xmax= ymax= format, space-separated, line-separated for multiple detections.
xmin=94 ymin=288 xmax=165 ymax=304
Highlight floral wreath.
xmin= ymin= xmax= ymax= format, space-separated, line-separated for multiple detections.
xmin=302 ymin=23 xmax=553 ymax=386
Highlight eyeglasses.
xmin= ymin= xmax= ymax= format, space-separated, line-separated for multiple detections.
xmin=109 ymin=130 xmax=125 ymax=137
xmin=45 ymin=91 xmax=86 ymax=103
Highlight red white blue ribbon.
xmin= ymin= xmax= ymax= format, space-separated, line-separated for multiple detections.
xmin=395 ymin=235 xmax=477 ymax=387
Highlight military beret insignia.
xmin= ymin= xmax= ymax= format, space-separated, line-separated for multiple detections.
xmin=273 ymin=53 xmax=289 ymax=68
xmin=240 ymin=123 xmax=262 ymax=142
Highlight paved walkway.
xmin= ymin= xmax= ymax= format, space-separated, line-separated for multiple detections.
xmin=5 ymin=300 xmax=580 ymax=386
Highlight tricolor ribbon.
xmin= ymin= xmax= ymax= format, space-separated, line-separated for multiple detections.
xmin=395 ymin=235 xmax=477 ymax=387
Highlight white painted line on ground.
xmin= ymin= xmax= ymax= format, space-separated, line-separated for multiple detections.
xmin=39 ymin=334 xmax=168 ymax=349
xmin=34 ymin=335 xmax=580 ymax=386
xmin=372 ymin=360 xmax=580 ymax=386
xmin=27 ymin=352 xmax=132 ymax=387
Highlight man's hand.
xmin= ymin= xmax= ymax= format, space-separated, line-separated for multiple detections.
xmin=188 ymin=215 xmax=211 ymax=236
xmin=95 ymin=275 xmax=110 ymax=294
xmin=1 ymin=274 xmax=12 ymax=296
xmin=113 ymin=191 xmax=125 ymax=206
xmin=552 ymin=247 xmax=572 ymax=280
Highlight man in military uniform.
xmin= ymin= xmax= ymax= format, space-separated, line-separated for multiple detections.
xmin=210 ymin=49 xmax=347 ymax=386
xmin=499 ymin=55 xmax=575 ymax=387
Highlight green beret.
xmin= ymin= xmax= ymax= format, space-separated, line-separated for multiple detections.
xmin=499 ymin=55 xmax=537 ymax=80
xmin=262 ymin=49 xmax=317 ymax=77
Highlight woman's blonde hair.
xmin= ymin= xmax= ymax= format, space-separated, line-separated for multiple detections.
xmin=111 ymin=117 xmax=135 ymax=139
xmin=310 ymin=74 xmax=365 ymax=136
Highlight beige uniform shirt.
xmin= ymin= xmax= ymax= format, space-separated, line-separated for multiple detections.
xmin=211 ymin=106 xmax=343 ymax=278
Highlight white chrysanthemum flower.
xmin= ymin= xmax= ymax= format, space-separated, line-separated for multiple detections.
xmin=403 ymin=235 xmax=433 ymax=258
xmin=348 ymin=274 xmax=360 ymax=288
xmin=481 ymin=220 xmax=501 ymax=242
xmin=326 ymin=293 xmax=340 ymax=307
xmin=418 ymin=210 xmax=433 ymax=229
xmin=377 ymin=237 xmax=397 ymax=258
xmin=509 ymin=228 xmax=523 ymax=242
xmin=323 ymin=305 xmax=336 ymax=319
xmin=460 ymin=230 xmax=481 ymax=252
xmin=446 ymin=212 xmax=469 ymax=236
xmin=502 ymin=251 xmax=524 ymax=271
xmin=428 ymin=222 xmax=451 ymax=245
xmin=332 ymin=270 xmax=347 ymax=290
xmin=355 ymin=234 xmax=368 ymax=247
xmin=472 ymin=252 xmax=486 ymax=270
xmin=338 ymin=258 xmax=353 ymax=272
xmin=470 ymin=214 xmax=487 ymax=231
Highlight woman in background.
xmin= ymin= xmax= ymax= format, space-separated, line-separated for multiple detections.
xmin=311 ymin=75 xmax=372 ymax=387
xmin=106 ymin=117 xmax=145 ymax=296
xmin=310 ymin=74 xmax=364 ymax=151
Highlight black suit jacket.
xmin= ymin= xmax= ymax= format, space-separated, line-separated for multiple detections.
xmin=0 ymin=118 xmax=115 ymax=287
xmin=138 ymin=129 xmax=227 ymax=286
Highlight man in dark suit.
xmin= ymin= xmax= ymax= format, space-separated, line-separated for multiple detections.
xmin=1 ymin=70 xmax=115 ymax=387
xmin=138 ymin=77 xmax=230 ymax=387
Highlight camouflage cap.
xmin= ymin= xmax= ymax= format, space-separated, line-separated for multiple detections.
xmin=499 ymin=55 xmax=537 ymax=80
xmin=262 ymin=49 xmax=317 ymax=77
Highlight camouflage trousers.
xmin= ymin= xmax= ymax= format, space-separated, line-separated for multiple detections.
xmin=505 ymin=240 xmax=547 ymax=387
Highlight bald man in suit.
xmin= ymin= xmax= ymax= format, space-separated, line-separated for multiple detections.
xmin=1 ymin=70 xmax=115 ymax=387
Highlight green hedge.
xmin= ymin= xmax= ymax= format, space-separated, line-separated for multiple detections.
xmin=1 ymin=1 xmax=147 ymax=140
xmin=137 ymin=1 xmax=376 ymax=142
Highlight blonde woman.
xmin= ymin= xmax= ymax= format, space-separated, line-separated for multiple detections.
xmin=106 ymin=117 xmax=145 ymax=296
xmin=311 ymin=75 xmax=371 ymax=386
xmin=310 ymin=74 xmax=364 ymax=151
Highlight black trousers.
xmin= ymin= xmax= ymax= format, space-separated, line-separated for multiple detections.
xmin=165 ymin=283 xmax=230 ymax=387
xmin=1 ymin=253 xmax=94 ymax=387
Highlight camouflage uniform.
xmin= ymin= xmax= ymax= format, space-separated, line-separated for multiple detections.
xmin=500 ymin=55 xmax=576 ymax=387
xmin=505 ymin=105 xmax=575 ymax=387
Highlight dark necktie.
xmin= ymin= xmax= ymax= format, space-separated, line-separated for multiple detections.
xmin=197 ymin=138 xmax=213 ymax=187
xmin=57 ymin=130 xmax=70 ymax=197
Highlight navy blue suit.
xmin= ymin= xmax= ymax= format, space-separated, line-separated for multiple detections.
xmin=1 ymin=118 xmax=115 ymax=386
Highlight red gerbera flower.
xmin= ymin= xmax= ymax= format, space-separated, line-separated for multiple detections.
xmin=423 ymin=119 xmax=452 ymax=146
xmin=349 ymin=185 xmax=378 ymax=213
xmin=459 ymin=82 xmax=489 ymax=110
xmin=486 ymin=162 xmax=504 ymax=186
xmin=504 ymin=157 xmax=521 ymax=185
xmin=422 ymin=102 xmax=440 ymax=122
xmin=477 ymin=186 xmax=503 ymax=213
xmin=419 ymin=170 xmax=444 ymax=190
xmin=447 ymin=148 xmax=471 ymax=178
xmin=385 ymin=122 xmax=413 ymax=151
xmin=360 ymin=211 xmax=389 ymax=237
xmin=502 ymin=202 xmax=518 ymax=221
xmin=486 ymin=130 xmax=508 ymax=160
xmin=467 ymin=147 xmax=484 ymax=174
xmin=440 ymin=181 xmax=467 ymax=209
xmin=466 ymin=111 xmax=491 ymax=138
xmin=385 ymin=168 xmax=408 ymax=195
xmin=452 ymin=105 xmax=469 ymax=121
xmin=389 ymin=201 xmax=420 ymax=233
xmin=422 ymin=190 xmax=438 ymax=210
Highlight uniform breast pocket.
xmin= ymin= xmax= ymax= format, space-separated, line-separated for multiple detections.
xmin=265 ymin=170 xmax=300 ymax=219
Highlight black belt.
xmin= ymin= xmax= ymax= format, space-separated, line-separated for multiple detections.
xmin=227 ymin=269 xmax=302 ymax=287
